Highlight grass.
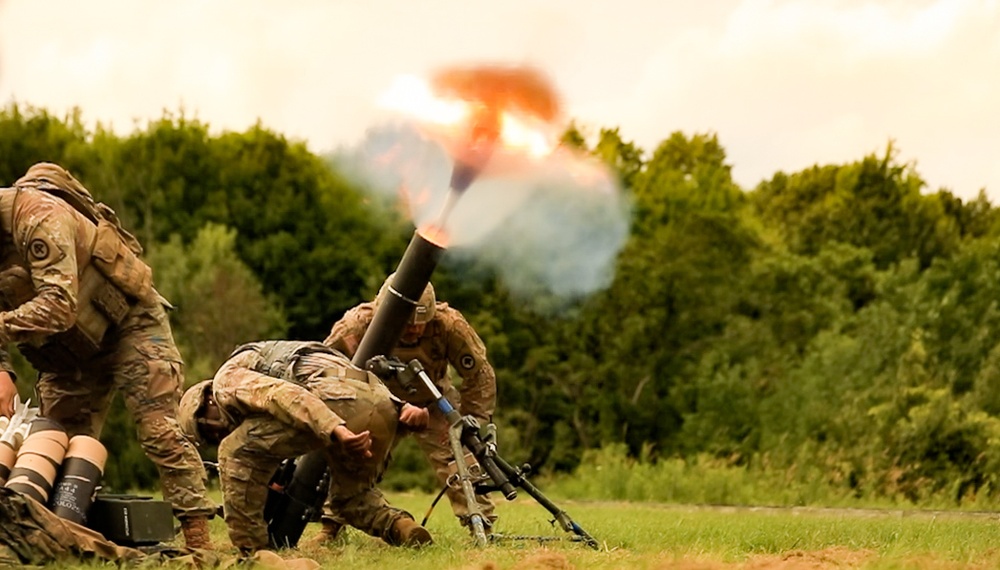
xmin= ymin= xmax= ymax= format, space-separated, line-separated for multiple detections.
xmin=40 ymin=449 xmax=1000 ymax=568
xmin=72 ymin=490 xmax=993 ymax=569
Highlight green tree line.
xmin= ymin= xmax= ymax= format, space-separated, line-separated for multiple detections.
xmin=4 ymin=102 xmax=1000 ymax=504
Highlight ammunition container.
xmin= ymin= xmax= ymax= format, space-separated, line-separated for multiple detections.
xmin=0 ymin=441 xmax=15 ymax=485
xmin=87 ymin=494 xmax=175 ymax=546
xmin=4 ymin=421 xmax=68 ymax=503
xmin=49 ymin=435 xmax=107 ymax=524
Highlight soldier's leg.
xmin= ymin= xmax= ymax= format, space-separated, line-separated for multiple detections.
xmin=216 ymin=423 xmax=288 ymax=554
xmin=35 ymin=370 xmax=112 ymax=437
xmin=109 ymin=303 xmax=216 ymax=539
xmin=217 ymin=413 xmax=322 ymax=553
xmin=326 ymin=484 xmax=423 ymax=545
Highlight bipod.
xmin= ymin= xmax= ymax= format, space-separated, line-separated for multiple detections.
xmin=366 ymin=356 xmax=600 ymax=549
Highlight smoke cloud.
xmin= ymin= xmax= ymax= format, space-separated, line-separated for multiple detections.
xmin=334 ymin=121 xmax=631 ymax=304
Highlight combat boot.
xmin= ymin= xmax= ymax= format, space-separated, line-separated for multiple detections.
xmin=387 ymin=517 xmax=433 ymax=547
xmin=303 ymin=519 xmax=343 ymax=547
xmin=180 ymin=516 xmax=214 ymax=549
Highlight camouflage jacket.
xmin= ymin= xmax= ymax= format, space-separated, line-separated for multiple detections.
xmin=323 ymin=301 xmax=497 ymax=422
xmin=213 ymin=340 xmax=385 ymax=441
xmin=0 ymin=187 xmax=96 ymax=374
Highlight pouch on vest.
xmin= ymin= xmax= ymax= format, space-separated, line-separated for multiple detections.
xmin=17 ymin=265 xmax=124 ymax=371
xmin=90 ymin=219 xmax=153 ymax=303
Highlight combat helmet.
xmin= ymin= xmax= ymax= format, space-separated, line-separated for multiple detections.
xmin=375 ymin=273 xmax=436 ymax=325
xmin=178 ymin=380 xmax=213 ymax=444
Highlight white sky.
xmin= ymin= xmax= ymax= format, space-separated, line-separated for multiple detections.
xmin=1 ymin=0 xmax=998 ymax=201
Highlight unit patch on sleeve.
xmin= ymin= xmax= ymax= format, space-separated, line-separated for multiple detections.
xmin=460 ymin=354 xmax=476 ymax=370
xmin=28 ymin=238 xmax=50 ymax=261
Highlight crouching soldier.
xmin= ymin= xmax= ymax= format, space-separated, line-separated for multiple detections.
xmin=178 ymin=340 xmax=432 ymax=554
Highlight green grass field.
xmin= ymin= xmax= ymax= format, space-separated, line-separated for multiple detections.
xmin=149 ymin=491 xmax=1000 ymax=570
xmin=31 ymin=489 xmax=1000 ymax=569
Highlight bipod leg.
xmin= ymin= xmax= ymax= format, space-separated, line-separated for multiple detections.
xmin=448 ymin=421 xmax=489 ymax=547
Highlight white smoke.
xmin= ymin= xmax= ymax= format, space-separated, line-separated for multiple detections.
xmin=334 ymin=121 xmax=631 ymax=303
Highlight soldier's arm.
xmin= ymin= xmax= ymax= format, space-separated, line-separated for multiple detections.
xmin=446 ymin=311 xmax=497 ymax=423
xmin=215 ymin=363 xmax=347 ymax=441
xmin=0 ymin=208 xmax=79 ymax=344
xmin=322 ymin=305 xmax=370 ymax=358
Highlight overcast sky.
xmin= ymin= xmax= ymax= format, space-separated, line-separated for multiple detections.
xmin=1 ymin=0 xmax=998 ymax=201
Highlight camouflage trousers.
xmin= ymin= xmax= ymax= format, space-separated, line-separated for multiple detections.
xmin=218 ymin=376 xmax=408 ymax=552
xmin=33 ymin=301 xmax=215 ymax=521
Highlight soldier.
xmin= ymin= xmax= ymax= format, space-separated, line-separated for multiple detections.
xmin=320 ymin=275 xmax=497 ymax=541
xmin=0 ymin=163 xmax=216 ymax=548
xmin=178 ymin=340 xmax=433 ymax=554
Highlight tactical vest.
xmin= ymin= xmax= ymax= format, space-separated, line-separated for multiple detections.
xmin=0 ymin=188 xmax=154 ymax=371
xmin=229 ymin=341 xmax=364 ymax=385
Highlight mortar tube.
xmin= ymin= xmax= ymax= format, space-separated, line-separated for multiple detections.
xmin=351 ymin=230 xmax=446 ymax=367
xmin=267 ymin=231 xmax=446 ymax=548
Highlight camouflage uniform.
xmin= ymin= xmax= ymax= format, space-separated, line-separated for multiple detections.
xmin=206 ymin=341 xmax=413 ymax=552
xmin=0 ymin=164 xmax=214 ymax=526
xmin=324 ymin=299 xmax=498 ymax=525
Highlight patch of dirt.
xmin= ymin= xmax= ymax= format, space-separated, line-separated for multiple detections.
xmin=743 ymin=547 xmax=876 ymax=569
xmin=471 ymin=552 xmax=575 ymax=570
xmin=510 ymin=552 xmax=575 ymax=569
xmin=652 ymin=547 xmax=877 ymax=569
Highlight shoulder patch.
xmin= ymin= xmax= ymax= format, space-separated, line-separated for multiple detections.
xmin=28 ymin=238 xmax=50 ymax=261
xmin=459 ymin=354 xmax=476 ymax=370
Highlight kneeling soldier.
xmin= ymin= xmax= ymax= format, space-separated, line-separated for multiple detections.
xmin=179 ymin=340 xmax=432 ymax=554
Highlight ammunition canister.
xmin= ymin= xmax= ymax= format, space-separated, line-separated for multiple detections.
xmin=5 ymin=476 xmax=48 ymax=503
xmin=6 ymin=452 xmax=60 ymax=503
xmin=0 ymin=441 xmax=15 ymax=485
xmin=4 ymin=419 xmax=69 ymax=503
xmin=27 ymin=417 xmax=70 ymax=448
xmin=49 ymin=435 xmax=107 ymax=523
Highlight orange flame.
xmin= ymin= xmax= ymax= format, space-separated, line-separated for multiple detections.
xmin=431 ymin=65 xmax=561 ymax=123
xmin=417 ymin=224 xmax=450 ymax=248
xmin=378 ymin=75 xmax=470 ymax=126
xmin=379 ymin=65 xmax=561 ymax=161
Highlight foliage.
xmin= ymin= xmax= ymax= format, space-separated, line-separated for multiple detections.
xmin=147 ymin=222 xmax=288 ymax=383
xmin=5 ymin=103 xmax=1000 ymax=507
xmin=751 ymin=144 xmax=963 ymax=270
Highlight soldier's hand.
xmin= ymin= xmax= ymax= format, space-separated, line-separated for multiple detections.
xmin=332 ymin=425 xmax=373 ymax=458
xmin=0 ymin=372 xmax=15 ymax=417
xmin=399 ymin=403 xmax=429 ymax=430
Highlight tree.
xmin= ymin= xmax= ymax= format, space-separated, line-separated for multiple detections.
xmin=147 ymin=223 xmax=288 ymax=382
xmin=0 ymin=103 xmax=91 ymax=185
xmin=752 ymin=143 xmax=961 ymax=269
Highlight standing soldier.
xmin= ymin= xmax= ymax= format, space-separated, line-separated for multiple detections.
xmin=0 ymin=163 xmax=216 ymax=548
xmin=177 ymin=340 xmax=433 ymax=554
xmin=320 ymin=274 xmax=497 ymax=541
